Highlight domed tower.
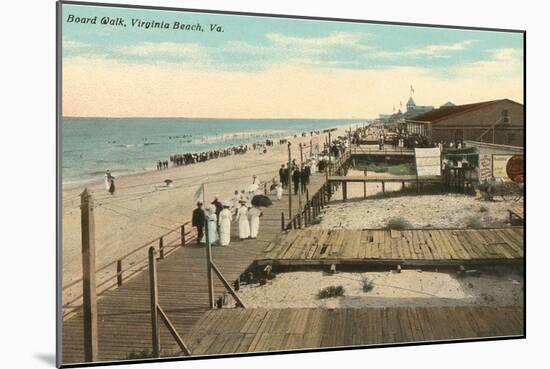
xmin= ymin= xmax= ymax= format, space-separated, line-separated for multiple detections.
xmin=406 ymin=96 xmax=416 ymax=112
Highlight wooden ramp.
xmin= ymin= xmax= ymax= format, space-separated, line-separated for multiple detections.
xmin=261 ymin=228 xmax=524 ymax=267
xmin=184 ymin=306 xmax=524 ymax=355
xmin=62 ymin=174 xmax=331 ymax=364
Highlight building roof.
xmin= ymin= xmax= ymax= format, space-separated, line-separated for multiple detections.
xmin=441 ymin=101 xmax=456 ymax=107
xmin=406 ymin=97 xmax=416 ymax=106
xmin=406 ymin=99 xmax=522 ymax=123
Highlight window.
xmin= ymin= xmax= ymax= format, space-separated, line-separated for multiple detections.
xmin=508 ymin=132 xmax=516 ymax=144
xmin=501 ymin=109 xmax=510 ymax=124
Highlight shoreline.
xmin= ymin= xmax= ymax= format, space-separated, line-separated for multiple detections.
xmin=61 ymin=122 xmax=363 ymax=191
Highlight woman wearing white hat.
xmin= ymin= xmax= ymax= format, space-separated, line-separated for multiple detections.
xmin=236 ymin=200 xmax=250 ymax=240
xmin=218 ymin=202 xmax=233 ymax=246
xmin=201 ymin=205 xmax=218 ymax=245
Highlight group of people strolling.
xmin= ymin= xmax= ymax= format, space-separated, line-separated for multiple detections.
xmin=191 ymin=191 xmax=264 ymax=247
xmin=278 ymin=160 xmax=315 ymax=195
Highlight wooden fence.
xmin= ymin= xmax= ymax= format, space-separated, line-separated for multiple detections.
xmin=62 ymin=216 xmax=198 ymax=319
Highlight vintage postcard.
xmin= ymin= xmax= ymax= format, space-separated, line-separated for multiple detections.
xmin=58 ymin=1 xmax=525 ymax=366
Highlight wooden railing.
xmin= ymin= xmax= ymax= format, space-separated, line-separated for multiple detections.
xmin=349 ymin=146 xmax=414 ymax=156
xmin=62 ymin=220 xmax=197 ymax=318
xmin=148 ymin=247 xmax=192 ymax=357
xmin=282 ymin=148 xmax=350 ymax=231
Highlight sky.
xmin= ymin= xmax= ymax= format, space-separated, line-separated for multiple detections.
xmin=62 ymin=3 xmax=524 ymax=118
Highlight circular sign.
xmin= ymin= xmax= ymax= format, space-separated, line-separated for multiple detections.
xmin=506 ymin=155 xmax=524 ymax=183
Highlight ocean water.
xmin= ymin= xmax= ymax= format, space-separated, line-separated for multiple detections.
xmin=61 ymin=118 xmax=364 ymax=185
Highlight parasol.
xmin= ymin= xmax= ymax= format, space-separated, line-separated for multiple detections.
xmin=251 ymin=194 xmax=272 ymax=207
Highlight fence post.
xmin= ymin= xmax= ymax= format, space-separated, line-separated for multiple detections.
xmin=80 ymin=188 xmax=98 ymax=362
xmin=205 ymin=220 xmax=215 ymax=309
xmin=181 ymin=224 xmax=185 ymax=246
xmin=343 ymin=181 xmax=348 ymax=202
xmin=148 ymin=247 xmax=160 ymax=357
xmin=116 ymin=260 xmax=123 ymax=287
xmin=159 ymin=237 xmax=164 ymax=260
xmin=287 ymin=142 xmax=293 ymax=223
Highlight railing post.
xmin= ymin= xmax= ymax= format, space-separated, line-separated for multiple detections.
xmin=148 ymin=247 xmax=160 ymax=358
xmin=116 ymin=260 xmax=123 ymax=287
xmin=205 ymin=219 xmax=215 ymax=309
xmin=80 ymin=188 xmax=98 ymax=362
xmin=181 ymin=224 xmax=185 ymax=246
xmin=159 ymin=237 xmax=164 ymax=260
xmin=287 ymin=142 xmax=293 ymax=223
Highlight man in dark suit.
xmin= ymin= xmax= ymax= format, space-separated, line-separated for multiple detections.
xmin=192 ymin=202 xmax=206 ymax=244
xmin=304 ymin=165 xmax=311 ymax=185
xmin=279 ymin=165 xmax=286 ymax=188
xmin=300 ymin=166 xmax=308 ymax=193
xmin=292 ymin=167 xmax=301 ymax=195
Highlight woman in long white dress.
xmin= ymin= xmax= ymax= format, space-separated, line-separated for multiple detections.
xmin=218 ymin=204 xmax=233 ymax=246
xmin=231 ymin=190 xmax=240 ymax=214
xmin=201 ymin=205 xmax=218 ymax=245
xmin=276 ymin=183 xmax=283 ymax=201
xmin=310 ymin=160 xmax=317 ymax=174
xmin=236 ymin=202 xmax=250 ymax=240
xmin=248 ymin=206 xmax=263 ymax=239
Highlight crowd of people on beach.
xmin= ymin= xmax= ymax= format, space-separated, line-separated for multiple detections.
xmin=169 ymin=144 xmax=251 ymax=167
xmin=154 ymin=131 xmax=329 ymax=171
xmin=161 ymin=141 xmax=274 ymax=169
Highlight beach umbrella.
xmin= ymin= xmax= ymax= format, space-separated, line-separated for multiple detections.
xmin=251 ymin=194 xmax=272 ymax=207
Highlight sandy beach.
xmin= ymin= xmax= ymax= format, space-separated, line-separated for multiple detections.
xmin=237 ymin=269 xmax=524 ymax=309
xmin=61 ymin=123 xmax=357 ymax=301
xmin=312 ymin=168 xmax=523 ymax=230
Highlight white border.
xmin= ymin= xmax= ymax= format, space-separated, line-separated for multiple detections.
xmin=2 ymin=1 xmax=547 ymax=369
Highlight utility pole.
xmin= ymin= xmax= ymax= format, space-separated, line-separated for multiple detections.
xmin=328 ymin=131 xmax=332 ymax=165
xmin=80 ymin=188 xmax=98 ymax=362
xmin=287 ymin=142 xmax=292 ymax=223
xmin=299 ymin=143 xmax=304 ymax=169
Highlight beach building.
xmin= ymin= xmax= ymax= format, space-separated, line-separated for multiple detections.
xmin=405 ymin=96 xmax=434 ymax=116
xmin=405 ymin=99 xmax=524 ymax=147
xmin=378 ymin=92 xmax=434 ymax=127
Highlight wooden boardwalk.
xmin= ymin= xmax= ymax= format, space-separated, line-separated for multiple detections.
xmin=184 ymin=306 xmax=524 ymax=355
xmin=61 ymin=148 xmax=525 ymax=364
xmin=62 ymin=173 xmax=331 ymax=364
xmin=260 ymin=228 xmax=524 ymax=267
